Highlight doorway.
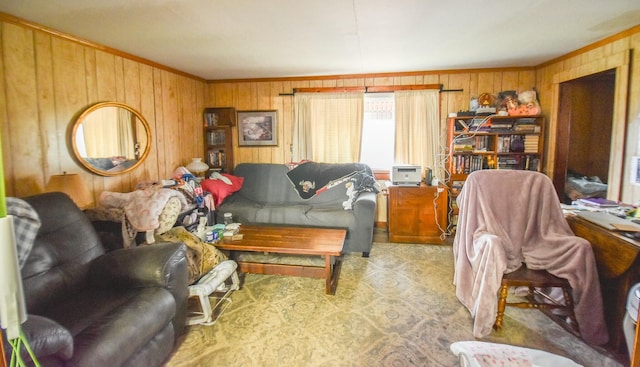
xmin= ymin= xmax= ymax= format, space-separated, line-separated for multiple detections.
xmin=552 ymin=69 xmax=616 ymax=203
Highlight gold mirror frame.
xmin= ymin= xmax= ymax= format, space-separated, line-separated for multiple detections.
xmin=71 ymin=102 xmax=152 ymax=176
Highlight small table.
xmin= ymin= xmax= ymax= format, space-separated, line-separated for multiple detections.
xmin=213 ymin=225 xmax=346 ymax=295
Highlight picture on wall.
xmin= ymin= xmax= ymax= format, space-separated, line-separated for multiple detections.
xmin=237 ymin=110 xmax=278 ymax=146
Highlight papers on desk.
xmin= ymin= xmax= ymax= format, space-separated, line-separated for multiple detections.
xmin=577 ymin=197 xmax=620 ymax=208
xmin=577 ymin=211 xmax=640 ymax=232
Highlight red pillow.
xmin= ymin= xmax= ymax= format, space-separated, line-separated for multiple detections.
xmin=200 ymin=174 xmax=244 ymax=207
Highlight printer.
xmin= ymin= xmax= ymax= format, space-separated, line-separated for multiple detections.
xmin=391 ymin=165 xmax=421 ymax=186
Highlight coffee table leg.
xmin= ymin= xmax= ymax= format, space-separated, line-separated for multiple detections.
xmin=325 ymin=255 xmax=343 ymax=295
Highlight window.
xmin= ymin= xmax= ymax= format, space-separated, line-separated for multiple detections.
xmin=360 ymin=93 xmax=395 ymax=170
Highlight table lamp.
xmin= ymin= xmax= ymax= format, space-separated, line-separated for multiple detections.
xmin=186 ymin=158 xmax=209 ymax=178
xmin=45 ymin=172 xmax=93 ymax=209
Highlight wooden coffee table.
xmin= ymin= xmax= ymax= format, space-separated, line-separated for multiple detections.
xmin=214 ymin=225 xmax=346 ymax=295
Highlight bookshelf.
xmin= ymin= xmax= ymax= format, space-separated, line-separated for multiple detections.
xmin=203 ymin=107 xmax=236 ymax=173
xmin=446 ymin=115 xmax=545 ymax=230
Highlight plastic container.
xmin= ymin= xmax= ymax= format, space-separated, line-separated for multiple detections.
xmin=223 ymin=212 xmax=233 ymax=225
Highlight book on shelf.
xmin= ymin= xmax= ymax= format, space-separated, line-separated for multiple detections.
xmin=453 ymin=136 xmax=475 ymax=151
xmin=206 ymin=130 xmax=226 ymax=145
xmin=208 ymin=149 xmax=226 ymax=167
xmin=452 ymin=155 xmax=487 ymax=174
xmin=577 ymin=197 xmax=619 ymax=207
xmin=474 ymin=135 xmax=492 ymax=152
xmin=524 ymin=135 xmax=539 ymax=152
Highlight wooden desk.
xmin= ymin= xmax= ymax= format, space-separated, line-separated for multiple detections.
xmin=566 ymin=215 xmax=640 ymax=357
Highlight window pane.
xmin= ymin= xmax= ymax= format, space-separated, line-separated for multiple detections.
xmin=360 ymin=93 xmax=395 ymax=170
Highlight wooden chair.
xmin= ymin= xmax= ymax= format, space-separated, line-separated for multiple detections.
xmin=494 ymin=262 xmax=580 ymax=337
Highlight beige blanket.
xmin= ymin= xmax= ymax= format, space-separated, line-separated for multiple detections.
xmin=452 ymin=170 xmax=608 ymax=345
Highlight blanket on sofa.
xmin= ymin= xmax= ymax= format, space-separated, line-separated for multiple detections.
xmin=286 ymin=161 xmax=379 ymax=201
xmin=453 ymin=170 xmax=609 ymax=345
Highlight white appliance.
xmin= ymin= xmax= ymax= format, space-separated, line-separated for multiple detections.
xmin=391 ymin=165 xmax=421 ymax=186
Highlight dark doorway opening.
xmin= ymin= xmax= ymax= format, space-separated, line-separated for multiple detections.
xmin=553 ymin=69 xmax=616 ymax=203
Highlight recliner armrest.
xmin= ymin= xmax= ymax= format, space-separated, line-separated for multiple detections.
xmin=89 ymin=242 xmax=188 ymax=289
xmin=3 ymin=314 xmax=74 ymax=365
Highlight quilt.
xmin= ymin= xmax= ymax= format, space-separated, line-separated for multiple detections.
xmin=286 ymin=161 xmax=380 ymax=206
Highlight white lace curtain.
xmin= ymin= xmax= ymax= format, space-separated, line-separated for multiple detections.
xmin=394 ymin=89 xmax=441 ymax=174
xmin=293 ymin=92 xmax=364 ymax=163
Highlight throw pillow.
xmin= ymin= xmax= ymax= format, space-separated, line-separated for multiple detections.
xmin=201 ymin=174 xmax=244 ymax=207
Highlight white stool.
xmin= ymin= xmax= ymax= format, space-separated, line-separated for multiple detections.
xmin=187 ymin=260 xmax=240 ymax=326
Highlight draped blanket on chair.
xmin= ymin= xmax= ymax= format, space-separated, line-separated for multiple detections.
xmin=452 ymin=170 xmax=609 ymax=345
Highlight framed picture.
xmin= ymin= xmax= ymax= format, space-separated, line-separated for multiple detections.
xmin=237 ymin=110 xmax=278 ymax=146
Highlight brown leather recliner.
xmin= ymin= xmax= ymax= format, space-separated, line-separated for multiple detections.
xmin=4 ymin=192 xmax=189 ymax=367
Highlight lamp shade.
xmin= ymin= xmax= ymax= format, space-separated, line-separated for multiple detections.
xmin=186 ymin=158 xmax=209 ymax=176
xmin=45 ymin=173 xmax=93 ymax=209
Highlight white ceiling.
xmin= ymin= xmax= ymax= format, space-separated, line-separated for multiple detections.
xmin=1 ymin=0 xmax=639 ymax=80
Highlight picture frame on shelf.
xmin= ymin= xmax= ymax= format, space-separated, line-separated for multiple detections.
xmin=237 ymin=110 xmax=278 ymax=146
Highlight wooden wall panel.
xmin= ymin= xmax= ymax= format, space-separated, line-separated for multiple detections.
xmin=0 ymin=24 xmax=11 ymax=196
xmin=3 ymin=24 xmax=42 ymax=196
xmin=209 ymin=69 xmax=539 ymax=169
xmin=3 ymin=14 xmax=637 ymax=207
xmin=0 ymin=19 xmax=207 ymax=202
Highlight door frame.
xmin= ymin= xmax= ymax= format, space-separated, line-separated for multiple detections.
xmin=547 ymin=50 xmax=630 ymax=200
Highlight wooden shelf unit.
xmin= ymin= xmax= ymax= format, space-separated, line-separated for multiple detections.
xmin=446 ymin=115 xmax=545 ymax=230
xmin=203 ymin=107 xmax=236 ymax=173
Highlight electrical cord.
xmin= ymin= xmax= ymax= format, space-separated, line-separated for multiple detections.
xmin=440 ymin=114 xmax=498 ymax=236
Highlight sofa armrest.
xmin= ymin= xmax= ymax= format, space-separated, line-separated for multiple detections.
xmin=351 ymin=192 xmax=377 ymax=255
xmin=353 ymin=191 xmax=377 ymax=212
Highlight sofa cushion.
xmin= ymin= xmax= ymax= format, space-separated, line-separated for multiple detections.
xmin=305 ymin=206 xmax=355 ymax=228
xmin=233 ymin=163 xmax=300 ymax=204
xmin=255 ymin=204 xmax=313 ymax=225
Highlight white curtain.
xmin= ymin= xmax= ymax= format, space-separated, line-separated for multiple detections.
xmin=293 ymin=92 xmax=364 ymax=163
xmin=81 ymin=107 xmax=135 ymax=158
xmin=394 ymin=89 xmax=441 ymax=176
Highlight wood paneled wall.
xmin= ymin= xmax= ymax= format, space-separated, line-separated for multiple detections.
xmin=0 ymin=19 xmax=207 ymax=204
xmin=208 ymin=70 xmax=537 ymax=166
xmin=2 ymin=12 xmax=639 ymax=206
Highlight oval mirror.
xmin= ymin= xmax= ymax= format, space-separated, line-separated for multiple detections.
xmin=71 ymin=102 xmax=151 ymax=176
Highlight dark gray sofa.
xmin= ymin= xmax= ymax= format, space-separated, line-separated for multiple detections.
xmin=215 ymin=162 xmax=378 ymax=256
